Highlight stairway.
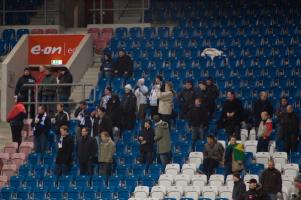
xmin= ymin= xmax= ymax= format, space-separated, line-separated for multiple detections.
xmin=69 ymin=65 xmax=99 ymax=105
xmin=30 ymin=0 xmax=59 ymax=25
xmin=118 ymin=0 xmax=144 ymax=23
xmin=0 ymin=122 xmax=12 ymax=149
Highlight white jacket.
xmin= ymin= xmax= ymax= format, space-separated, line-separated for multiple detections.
xmin=149 ymin=84 xmax=160 ymax=106
xmin=134 ymin=85 xmax=149 ymax=107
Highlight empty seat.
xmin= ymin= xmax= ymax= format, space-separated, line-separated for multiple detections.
xmin=282 ymin=174 xmax=295 ymax=192
xmin=0 ymin=175 xmax=8 ymax=188
xmin=184 ymin=186 xmax=201 ymax=200
xmin=19 ymin=142 xmax=34 ymax=157
xmin=31 ymin=29 xmax=44 ymax=34
xmin=202 ymin=186 xmax=218 ymax=199
xmin=244 ymin=140 xmax=258 ymax=156
xmin=134 ymin=186 xmax=150 ymax=199
xmin=256 ymin=152 xmax=270 ymax=167
xmin=11 ymin=153 xmax=26 ymax=169
xmin=175 ymin=174 xmax=190 ymax=187
xmin=219 ymin=186 xmax=233 ymax=199
xmin=182 ymin=163 xmax=197 ymax=177
xmin=1 ymin=164 xmax=17 ymax=178
xmin=188 ymin=152 xmax=203 ymax=167
xmin=167 ymin=185 xmax=183 ymax=199
xmin=151 ymin=185 xmax=166 ymax=199
xmin=0 ymin=153 xmax=10 ymax=164
xmin=165 ymin=163 xmax=181 ymax=176
xmin=209 ymin=174 xmax=225 ymax=188
xmin=3 ymin=142 xmax=18 ymax=156
xmin=226 ymin=175 xmax=234 ymax=186
xmin=272 ymin=152 xmax=287 ymax=168
xmin=283 ymin=163 xmax=299 ymax=178
xmin=159 ymin=174 xmax=174 ymax=187
xmin=191 ymin=174 xmax=207 ymax=188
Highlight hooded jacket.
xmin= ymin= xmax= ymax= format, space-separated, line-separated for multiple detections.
xmin=154 ymin=120 xmax=171 ymax=154
xmin=15 ymin=74 xmax=35 ymax=98
xmin=157 ymin=90 xmax=173 ymax=115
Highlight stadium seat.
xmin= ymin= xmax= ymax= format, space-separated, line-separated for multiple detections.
xmin=3 ymin=142 xmax=18 ymax=156
xmin=209 ymin=174 xmax=224 ymax=188
xmin=271 ymin=152 xmax=287 ymax=168
xmin=11 ymin=153 xmax=26 ymax=169
xmin=165 ymin=164 xmax=181 ymax=176
xmin=151 ymin=185 xmax=166 ymax=199
xmin=255 ymin=152 xmax=271 ymax=167
xmin=17 ymin=186 xmax=31 ymax=199
xmin=189 ymin=152 xmax=203 ymax=167
xmin=0 ymin=153 xmax=10 ymax=164
xmin=191 ymin=174 xmax=207 ymax=188
xmin=175 ymin=174 xmax=190 ymax=187
xmin=1 ymin=164 xmax=17 ymax=178
xmin=244 ymin=140 xmax=258 ymax=156
xmin=167 ymin=185 xmax=184 ymax=199
xmin=134 ymin=186 xmax=149 ymax=199
xmin=159 ymin=174 xmax=174 ymax=187
xmin=181 ymin=163 xmax=197 ymax=177
xmin=202 ymin=186 xmax=218 ymax=199
xmin=219 ymin=186 xmax=233 ymax=199
xmin=283 ymin=163 xmax=299 ymax=178
xmin=0 ymin=176 xmax=8 ymax=188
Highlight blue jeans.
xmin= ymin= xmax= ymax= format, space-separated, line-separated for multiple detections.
xmin=267 ymin=193 xmax=277 ymax=200
xmin=42 ymin=95 xmax=55 ymax=115
xmin=192 ymin=126 xmax=204 ymax=150
xmin=54 ymin=164 xmax=71 ymax=176
xmin=34 ymin=133 xmax=48 ymax=154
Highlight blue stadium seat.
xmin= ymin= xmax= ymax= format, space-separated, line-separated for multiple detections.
xmin=140 ymin=176 xmax=155 ymax=187
xmin=2 ymin=29 xmax=15 ymax=40
xmin=66 ymin=187 xmax=81 ymax=199
xmin=49 ymin=186 xmax=64 ymax=199
xmin=116 ymin=165 xmax=130 ymax=177
xmin=143 ymin=27 xmax=156 ymax=39
xmin=0 ymin=187 xmax=14 ymax=199
xmin=16 ymin=29 xmax=29 ymax=39
xmin=10 ymin=175 xmax=24 ymax=188
xmin=75 ymin=175 xmax=90 ymax=188
xmin=25 ymin=175 xmax=39 ymax=188
xmin=32 ymin=186 xmax=47 ymax=199
xmin=58 ymin=175 xmax=74 ymax=188
xmin=118 ymin=187 xmax=131 ymax=199
xmin=17 ymin=186 xmax=31 ymax=199
xmin=129 ymin=27 xmax=142 ymax=38
xmin=42 ymin=175 xmax=57 ymax=188
xmin=100 ymin=186 xmax=115 ymax=199
xmin=28 ymin=153 xmax=42 ymax=165
xmin=18 ymin=164 xmax=32 ymax=176
xmin=34 ymin=164 xmax=48 ymax=177
xmin=91 ymin=176 xmax=105 ymax=188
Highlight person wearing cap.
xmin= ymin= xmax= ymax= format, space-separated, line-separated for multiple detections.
xmin=106 ymin=94 xmax=122 ymax=139
xmin=15 ymin=67 xmax=36 ymax=117
xmin=57 ymin=68 xmax=73 ymax=112
xmin=260 ymin=160 xmax=282 ymax=200
xmin=138 ymin=120 xmax=155 ymax=164
xmin=135 ymin=78 xmax=149 ymax=120
xmin=177 ymin=79 xmax=197 ymax=119
xmin=121 ymin=84 xmax=137 ymax=130
xmin=74 ymin=100 xmax=90 ymax=138
xmin=245 ymin=178 xmax=267 ymax=200
xmin=206 ymin=77 xmax=219 ymax=119
xmin=112 ymin=50 xmax=133 ymax=83
xmin=93 ymin=107 xmax=113 ymax=139
xmin=153 ymin=115 xmax=171 ymax=167
xmin=99 ymin=86 xmax=112 ymax=110
xmin=202 ymin=135 xmax=224 ymax=178
xmin=7 ymin=95 xmax=27 ymax=146
xmin=232 ymin=172 xmax=246 ymax=200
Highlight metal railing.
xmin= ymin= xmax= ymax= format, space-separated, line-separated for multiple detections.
xmin=24 ymin=83 xmax=96 ymax=117
xmin=0 ymin=0 xmax=60 ymax=25
xmin=88 ymin=0 xmax=150 ymax=24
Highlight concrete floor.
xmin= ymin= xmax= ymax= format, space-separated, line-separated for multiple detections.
xmin=0 ymin=122 xmax=12 ymax=150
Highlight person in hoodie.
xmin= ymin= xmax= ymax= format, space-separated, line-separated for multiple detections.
xmin=187 ymin=97 xmax=209 ymax=150
xmin=257 ymin=111 xmax=273 ymax=152
xmin=153 ymin=115 xmax=171 ymax=167
xmin=121 ymin=84 xmax=137 ymax=131
xmin=218 ymin=91 xmax=244 ymax=140
xmin=177 ymin=79 xmax=197 ymax=119
xmin=55 ymin=125 xmax=74 ymax=175
xmin=57 ymin=68 xmax=73 ymax=112
xmin=106 ymin=94 xmax=122 ymax=139
xmin=53 ymin=104 xmax=70 ymax=135
xmin=112 ymin=50 xmax=133 ymax=83
xmin=99 ymin=86 xmax=112 ymax=110
xmin=135 ymin=78 xmax=149 ymax=120
xmin=232 ymin=172 xmax=246 ymax=200
xmin=15 ymin=67 xmax=35 ymax=117
xmin=39 ymin=68 xmax=57 ymax=116
xmin=138 ymin=120 xmax=155 ymax=164
xmin=7 ymin=95 xmax=27 ymax=146
xmin=83 ymin=106 xmax=97 ymax=137
xmin=280 ymin=105 xmax=300 ymax=153
xmin=252 ymin=91 xmax=273 ymax=127
xmin=77 ymin=127 xmax=97 ymax=175
xmin=32 ymin=105 xmax=51 ymax=153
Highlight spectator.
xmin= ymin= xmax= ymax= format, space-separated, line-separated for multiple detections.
xmin=93 ymin=107 xmax=113 ymax=139
xmin=260 ymin=160 xmax=282 ymax=200
xmin=106 ymin=94 xmax=122 ymax=139
xmin=187 ymin=97 xmax=209 ymax=150
xmin=7 ymin=95 xmax=27 ymax=146
xmin=280 ymin=105 xmax=300 ymax=153
xmin=113 ymin=50 xmax=133 ymax=83
xmin=77 ymin=127 xmax=97 ymax=175
xmin=293 ymin=176 xmax=301 ymax=199
xmin=32 ymin=105 xmax=51 ymax=153
xmin=134 ymin=78 xmax=149 ymax=120
xmin=148 ymin=75 xmax=165 ymax=118
xmin=121 ymin=84 xmax=137 ymax=131
xmin=36 ymin=65 xmax=47 ymax=84
xmin=245 ymin=179 xmax=266 ymax=200
xmin=232 ymin=172 xmax=246 ymax=200
xmin=195 ymin=80 xmax=209 ymax=107
xmin=225 ymin=136 xmax=245 ymax=176
xmin=57 ymin=68 xmax=73 ymax=112
xmin=99 ymin=86 xmax=112 ymax=109
xmin=253 ymin=91 xmax=273 ymax=127
xmin=257 ymin=111 xmax=273 ymax=152
xmin=138 ymin=120 xmax=155 ymax=164
xmin=157 ymin=82 xmax=175 ymax=126
xmin=178 ymin=79 xmax=197 ymax=119
xmin=98 ymin=131 xmax=116 ymax=178
xmin=153 ymin=115 xmax=171 ymax=167
xmin=206 ymin=77 xmax=219 ymax=118
xmin=99 ymin=52 xmax=113 ymax=82
xmin=53 ymin=104 xmax=70 ymax=135
xmin=74 ymin=100 xmax=90 ymax=138
xmin=275 ymin=97 xmax=289 ymax=138
xmin=218 ymin=91 xmax=244 ymax=140
xmin=55 ymin=125 xmax=74 ymax=176
xmin=15 ymin=67 xmax=35 ymax=117
xmin=84 ymin=106 xmax=97 ymax=137
xmin=39 ymin=68 xmax=57 ymax=115
xmin=202 ymin=135 xmax=224 ymax=178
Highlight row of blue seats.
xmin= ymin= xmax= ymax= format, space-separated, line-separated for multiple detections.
xmin=1 ymin=29 xmax=30 ymax=40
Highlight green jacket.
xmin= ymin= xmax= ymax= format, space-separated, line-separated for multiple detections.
xmin=154 ymin=120 xmax=171 ymax=154
xmin=98 ymin=139 xmax=115 ymax=163
xmin=39 ymin=74 xmax=57 ymax=96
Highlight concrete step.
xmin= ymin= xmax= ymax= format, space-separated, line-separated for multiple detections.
xmin=0 ymin=122 xmax=12 ymax=150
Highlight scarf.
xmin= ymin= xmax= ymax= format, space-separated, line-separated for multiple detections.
xmin=33 ymin=112 xmax=47 ymax=132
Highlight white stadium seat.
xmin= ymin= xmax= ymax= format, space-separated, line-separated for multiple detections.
xmin=165 ymin=163 xmax=181 ymax=176
xmin=134 ymin=186 xmax=150 ymax=199
xmin=175 ymin=174 xmax=191 ymax=187
xmin=226 ymin=175 xmax=234 ymax=186
xmin=240 ymin=129 xmax=248 ymax=142
xmin=255 ymin=152 xmax=270 ymax=167
xmin=272 ymin=152 xmax=287 ymax=168
xmin=191 ymin=174 xmax=207 ymax=188
xmin=167 ymin=186 xmax=183 ymax=200
xmin=249 ymin=128 xmax=256 ymax=140
xmin=282 ymin=174 xmax=295 ymax=193
xmin=189 ymin=152 xmax=203 ymax=168
xmin=184 ymin=186 xmax=201 ymax=200
xmin=244 ymin=174 xmax=259 ymax=185
xmin=202 ymin=186 xmax=218 ymax=199
xmin=244 ymin=140 xmax=258 ymax=156
xmin=219 ymin=185 xmax=233 ymax=200
xmin=283 ymin=163 xmax=299 ymax=178
xmin=209 ymin=174 xmax=225 ymax=188
xmin=151 ymin=185 xmax=166 ymax=200
xmin=218 ymin=140 xmax=226 ymax=149
xmin=159 ymin=174 xmax=174 ymax=187
xmin=181 ymin=163 xmax=197 ymax=177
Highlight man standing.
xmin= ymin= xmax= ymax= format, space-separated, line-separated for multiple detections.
xmin=153 ymin=115 xmax=171 ymax=168
xmin=55 ymin=125 xmax=74 ymax=175
xmin=32 ymin=105 xmax=51 ymax=153
xmin=53 ymin=104 xmax=70 ymax=135
xmin=57 ymin=68 xmax=73 ymax=112
xmin=232 ymin=172 xmax=246 ymax=200
xmin=77 ymin=127 xmax=97 ymax=175
xmin=120 ymin=84 xmax=137 ymax=131
xmin=260 ymin=160 xmax=282 ymax=200
xmin=187 ymin=97 xmax=209 ymax=150
xmin=112 ymin=50 xmax=133 ymax=83
xmin=98 ymin=131 xmax=115 ymax=179
xmin=253 ymin=91 xmax=273 ymax=127
xmin=74 ymin=100 xmax=90 ymax=138
xmin=178 ymin=79 xmax=196 ymax=119
xmin=245 ymin=179 xmax=266 ymax=200
xmin=93 ymin=107 xmax=113 ymax=139
xmin=206 ymin=77 xmax=219 ymax=119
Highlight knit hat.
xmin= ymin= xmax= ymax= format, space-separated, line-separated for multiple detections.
xmin=138 ymin=78 xmax=145 ymax=85
xmin=125 ymin=84 xmax=132 ymax=91
xmin=247 ymin=179 xmax=257 ymax=184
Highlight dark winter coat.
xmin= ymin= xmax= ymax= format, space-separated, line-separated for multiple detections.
xmin=74 ymin=107 xmax=90 ymax=128
xmin=219 ymin=98 xmax=244 ymax=128
xmin=187 ymin=105 xmax=209 ymax=127
xmin=154 ymin=120 xmax=171 ymax=154
xmin=233 ymin=179 xmax=246 ymax=200
xmin=260 ymin=168 xmax=282 ymax=194
xmin=245 ymin=187 xmax=268 ymax=200
xmin=113 ymin=54 xmax=133 ymax=76
xmin=253 ymin=99 xmax=273 ymax=126
xmin=58 ymin=70 xmax=73 ymax=97
xmin=178 ymin=88 xmax=197 ymax=117
xmin=92 ymin=114 xmax=113 ymax=137
xmin=280 ymin=112 xmax=300 ymax=138
xmin=77 ymin=135 xmax=97 ymax=163
xmin=7 ymin=102 xmax=26 ymax=127
xmin=55 ymin=134 xmax=74 ymax=165
xmin=39 ymin=74 xmax=57 ymax=96
xmin=106 ymin=98 xmax=122 ymax=128
xmin=195 ymin=89 xmax=209 ymax=107
xmin=32 ymin=113 xmax=51 ymax=136
xmin=54 ymin=111 xmax=70 ymax=132
xmin=121 ymin=92 xmax=137 ymax=130
xmin=206 ymin=84 xmax=219 ymax=102
xmin=139 ymin=127 xmax=155 ymax=153
xmin=15 ymin=75 xmax=36 ymax=99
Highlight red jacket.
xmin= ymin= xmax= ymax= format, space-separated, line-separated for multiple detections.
xmin=7 ymin=102 xmax=26 ymax=122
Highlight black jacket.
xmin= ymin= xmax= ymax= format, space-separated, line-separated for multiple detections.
xmin=106 ymin=98 xmax=122 ymax=128
xmin=58 ymin=70 xmax=73 ymax=97
xmin=92 ymin=114 xmax=113 ymax=137
xmin=54 ymin=111 xmax=69 ymax=132
xmin=139 ymin=127 xmax=155 ymax=153
xmin=32 ymin=113 xmax=51 ymax=136
xmin=77 ymin=135 xmax=97 ymax=163
xmin=56 ymin=134 xmax=74 ymax=165
xmin=178 ymin=88 xmax=197 ymax=117
xmin=187 ymin=105 xmax=209 ymax=127
xmin=280 ymin=112 xmax=300 ymax=138
xmin=195 ymin=89 xmax=209 ymax=107
xmin=15 ymin=75 xmax=36 ymax=98
xmin=253 ymin=99 xmax=273 ymax=126
xmin=260 ymin=168 xmax=282 ymax=194
xmin=121 ymin=92 xmax=137 ymax=130
xmin=74 ymin=107 xmax=90 ymax=128
xmin=206 ymin=84 xmax=219 ymax=102
xmin=233 ymin=179 xmax=246 ymax=200
xmin=113 ymin=54 xmax=133 ymax=76
xmin=245 ymin=187 xmax=268 ymax=200
xmin=219 ymin=98 xmax=244 ymax=127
